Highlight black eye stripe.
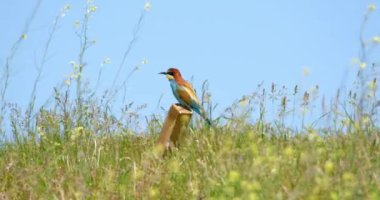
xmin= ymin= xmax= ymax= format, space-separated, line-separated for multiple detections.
xmin=167 ymin=72 xmax=174 ymax=76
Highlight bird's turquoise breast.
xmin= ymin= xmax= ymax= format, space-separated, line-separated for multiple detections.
xmin=169 ymin=80 xmax=187 ymax=106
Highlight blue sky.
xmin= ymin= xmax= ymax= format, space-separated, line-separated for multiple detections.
xmin=1 ymin=1 xmax=379 ymax=121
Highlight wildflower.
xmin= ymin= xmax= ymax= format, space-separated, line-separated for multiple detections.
xmin=342 ymin=172 xmax=356 ymax=185
xmin=310 ymin=85 xmax=319 ymax=96
xmin=144 ymin=2 xmax=152 ymax=11
xmin=69 ymin=60 xmax=78 ymax=69
xmin=250 ymin=143 xmax=259 ymax=156
xmin=149 ymin=187 xmax=159 ymax=198
xmin=302 ymin=67 xmax=310 ymax=77
xmin=74 ymin=20 xmax=80 ymax=28
xmin=141 ymin=58 xmax=149 ymax=65
xmin=373 ymin=36 xmax=380 ymax=44
xmin=228 ymin=170 xmax=240 ymax=183
xmin=87 ymin=5 xmax=97 ymax=13
xmin=368 ymin=4 xmax=376 ymax=12
xmin=239 ymin=96 xmax=249 ymax=107
xmin=249 ymin=193 xmax=261 ymax=200
xmin=102 ymin=57 xmax=111 ymax=66
xmin=284 ymin=146 xmax=294 ymax=157
xmin=241 ymin=181 xmax=261 ymax=192
xmin=63 ymin=4 xmax=71 ymax=11
xmin=308 ymin=130 xmax=320 ymax=141
xmin=65 ymin=79 xmax=71 ymax=86
xmin=70 ymin=126 xmax=84 ymax=141
xmin=324 ymin=160 xmax=334 ymax=174
xmin=369 ymin=78 xmax=377 ymax=90
xmin=70 ymin=73 xmax=78 ymax=79
xmin=61 ymin=4 xmax=71 ymax=17
xmin=20 ymin=33 xmax=27 ymax=40
xmin=359 ymin=62 xmax=367 ymax=69
xmin=270 ymin=167 xmax=278 ymax=175
xmin=330 ymin=192 xmax=339 ymax=200
xmin=37 ymin=126 xmax=46 ymax=139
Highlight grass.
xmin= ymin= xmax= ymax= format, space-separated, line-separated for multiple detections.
xmin=0 ymin=124 xmax=379 ymax=199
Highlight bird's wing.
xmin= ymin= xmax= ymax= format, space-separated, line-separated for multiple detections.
xmin=176 ymin=84 xmax=201 ymax=109
xmin=177 ymin=83 xmax=211 ymax=125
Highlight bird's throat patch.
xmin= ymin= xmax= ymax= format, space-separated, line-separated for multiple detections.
xmin=166 ymin=75 xmax=174 ymax=80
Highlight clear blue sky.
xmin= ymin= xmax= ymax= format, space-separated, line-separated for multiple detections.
xmin=1 ymin=1 xmax=379 ymax=120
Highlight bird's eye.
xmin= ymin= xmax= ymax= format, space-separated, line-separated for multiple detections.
xmin=167 ymin=72 xmax=174 ymax=76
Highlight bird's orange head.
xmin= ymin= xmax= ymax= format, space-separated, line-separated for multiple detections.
xmin=159 ymin=68 xmax=183 ymax=81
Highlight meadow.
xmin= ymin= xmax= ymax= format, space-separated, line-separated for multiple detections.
xmin=1 ymin=1 xmax=380 ymax=199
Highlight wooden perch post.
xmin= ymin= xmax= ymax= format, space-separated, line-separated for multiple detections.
xmin=157 ymin=104 xmax=192 ymax=153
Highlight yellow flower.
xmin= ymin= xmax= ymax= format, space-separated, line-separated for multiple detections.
xmin=37 ymin=126 xmax=46 ymax=139
xmin=250 ymin=143 xmax=259 ymax=156
xmin=228 ymin=170 xmax=240 ymax=183
xmin=373 ymin=36 xmax=380 ymax=44
xmin=342 ymin=172 xmax=355 ymax=182
xmin=368 ymin=4 xmax=377 ymax=12
xmin=302 ymin=67 xmax=310 ymax=77
xmin=70 ymin=126 xmax=84 ymax=141
xmin=21 ymin=33 xmax=27 ymax=40
xmin=69 ymin=60 xmax=77 ymax=68
xmin=359 ymin=62 xmax=366 ymax=69
xmin=88 ymin=5 xmax=97 ymax=13
xmin=324 ymin=160 xmax=334 ymax=174
xmin=369 ymin=79 xmax=377 ymax=90
xmin=284 ymin=147 xmax=294 ymax=157
xmin=149 ymin=187 xmax=159 ymax=198
xmin=144 ymin=2 xmax=152 ymax=11
xmin=65 ymin=79 xmax=71 ymax=86
xmin=308 ymin=130 xmax=319 ymax=141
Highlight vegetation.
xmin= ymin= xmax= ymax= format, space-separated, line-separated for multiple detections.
xmin=1 ymin=119 xmax=380 ymax=199
xmin=0 ymin=2 xmax=379 ymax=199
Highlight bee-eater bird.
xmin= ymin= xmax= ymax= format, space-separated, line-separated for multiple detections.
xmin=159 ymin=68 xmax=211 ymax=125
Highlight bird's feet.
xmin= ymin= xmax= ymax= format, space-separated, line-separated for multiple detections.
xmin=175 ymin=103 xmax=192 ymax=111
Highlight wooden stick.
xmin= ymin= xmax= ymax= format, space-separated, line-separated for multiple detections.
xmin=157 ymin=104 xmax=192 ymax=154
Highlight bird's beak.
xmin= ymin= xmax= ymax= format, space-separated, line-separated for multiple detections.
xmin=159 ymin=72 xmax=167 ymax=75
